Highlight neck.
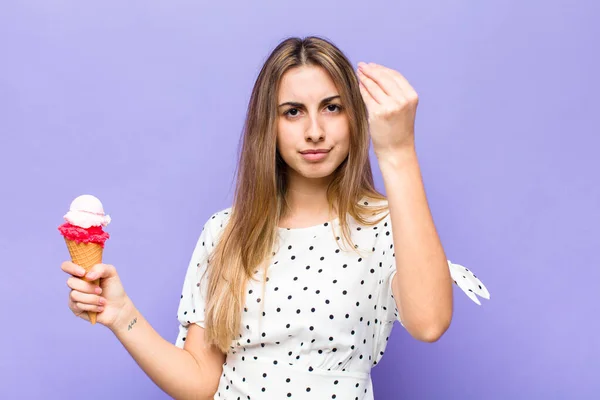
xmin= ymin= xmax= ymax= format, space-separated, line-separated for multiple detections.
xmin=280 ymin=172 xmax=337 ymax=223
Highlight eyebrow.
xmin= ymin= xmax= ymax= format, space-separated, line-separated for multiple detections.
xmin=278 ymin=95 xmax=341 ymax=108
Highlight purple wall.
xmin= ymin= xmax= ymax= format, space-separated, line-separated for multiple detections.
xmin=1 ymin=1 xmax=598 ymax=398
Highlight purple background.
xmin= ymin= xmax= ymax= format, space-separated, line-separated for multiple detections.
xmin=1 ymin=1 xmax=598 ymax=399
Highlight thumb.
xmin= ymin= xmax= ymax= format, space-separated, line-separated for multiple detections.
xmin=85 ymin=263 xmax=116 ymax=281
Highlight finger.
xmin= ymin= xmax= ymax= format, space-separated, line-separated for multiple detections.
xmin=69 ymin=300 xmax=95 ymax=320
xmin=74 ymin=301 xmax=104 ymax=313
xmin=69 ymin=289 xmax=106 ymax=308
xmin=69 ymin=298 xmax=88 ymax=317
xmin=61 ymin=261 xmax=87 ymax=278
xmin=358 ymin=80 xmax=378 ymax=111
xmin=357 ymin=68 xmax=387 ymax=104
xmin=84 ymin=263 xmax=116 ymax=282
xmin=67 ymin=276 xmax=103 ymax=295
xmin=69 ymin=296 xmax=94 ymax=320
xmin=371 ymin=63 xmax=418 ymax=99
xmin=359 ymin=63 xmax=403 ymax=99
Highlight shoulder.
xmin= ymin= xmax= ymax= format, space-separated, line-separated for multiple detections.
xmin=199 ymin=206 xmax=233 ymax=239
xmin=203 ymin=207 xmax=231 ymax=233
xmin=188 ymin=206 xmax=232 ymax=262
xmin=206 ymin=206 xmax=233 ymax=226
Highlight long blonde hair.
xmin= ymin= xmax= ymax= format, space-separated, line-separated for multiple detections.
xmin=204 ymin=36 xmax=388 ymax=352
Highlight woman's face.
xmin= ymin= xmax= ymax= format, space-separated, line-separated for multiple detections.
xmin=276 ymin=65 xmax=350 ymax=183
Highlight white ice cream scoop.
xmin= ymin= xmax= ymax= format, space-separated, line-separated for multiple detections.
xmin=64 ymin=194 xmax=111 ymax=229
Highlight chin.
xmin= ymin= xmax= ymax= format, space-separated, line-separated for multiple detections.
xmin=295 ymin=162 xmax=340 ymax=180
xmin=300 ymin=169 xmax=335 ymax=179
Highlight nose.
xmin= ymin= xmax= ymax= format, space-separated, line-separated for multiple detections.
xmin=305 ymin=115 xmax=325 ymax=142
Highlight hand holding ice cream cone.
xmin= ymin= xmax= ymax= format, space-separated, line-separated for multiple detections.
xmin=61 ymin=260 xmax=132 ymax=329
xmin=58 ymin=195 xmax=111 ymax=324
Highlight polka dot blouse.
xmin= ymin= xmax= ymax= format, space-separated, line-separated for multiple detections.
xmin=176 ymin=200 xmax=490 ymax=399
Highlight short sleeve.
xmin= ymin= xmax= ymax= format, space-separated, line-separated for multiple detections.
xmin=376 ymin=215 xmax=492 ymax=328
xmin=174 ymin=210 xmax=228 ymax=348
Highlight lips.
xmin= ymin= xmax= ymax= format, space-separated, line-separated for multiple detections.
xmin=299 ymin=149 xmax=330 ymax=154
xmin=299 ymin=148 xmax=331 ymax=162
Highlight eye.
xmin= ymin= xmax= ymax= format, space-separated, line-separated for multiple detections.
xmin=284 ymin=108 xmax=300 ymax=117
xmin=326 ymin=104 xmax=342 ymax=112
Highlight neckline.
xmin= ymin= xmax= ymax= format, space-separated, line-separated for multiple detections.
xmin=277 ymin=216 xmax=340 ymax=233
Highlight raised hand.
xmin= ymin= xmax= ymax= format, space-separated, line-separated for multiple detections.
xmin=357 ymin=62 xmax=419 ymax=157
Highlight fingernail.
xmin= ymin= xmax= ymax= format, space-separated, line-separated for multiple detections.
xmin=87 ymin=272 xmax=97 ymax=280
xmin=98 ymin=306 xmax=104 ymax=312
xmin=77 ymin=268 xmax=86 ymax=276
xmin=98 ymin=297 xmax=106 ymax=305
xmin=358 ymin=61 xmax=367 ymax=68
xmin=95 ymin=287 xmax=103 ymax=295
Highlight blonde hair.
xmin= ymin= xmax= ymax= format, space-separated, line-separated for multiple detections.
xmin=204 ymin=36 xmax=388 ymax=352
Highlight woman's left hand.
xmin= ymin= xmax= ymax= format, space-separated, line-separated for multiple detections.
xmin=357 ymin=62 xmax=419 ymax=157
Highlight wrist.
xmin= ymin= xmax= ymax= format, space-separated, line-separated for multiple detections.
xmin=375 ymin=146 xmax=419 ymax=170
xmin=110 ymin=297 xmax=137 ymax=334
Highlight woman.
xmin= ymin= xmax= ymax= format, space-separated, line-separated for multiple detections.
xmin=61 ymin=36 xmax=489 ymax=399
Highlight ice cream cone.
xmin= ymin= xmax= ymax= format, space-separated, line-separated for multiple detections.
xmin=59 ymin=194 xmax=111 ymax=325
xmin=64 ymin=238 xmax=103 ymax=324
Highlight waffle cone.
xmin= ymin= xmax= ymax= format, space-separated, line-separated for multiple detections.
xmin=64 ymin=238 xmax=103 ymax=324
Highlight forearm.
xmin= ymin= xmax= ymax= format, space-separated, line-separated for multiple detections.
xmin=378 ymin=148 xmax=453 ymax=339
xmin=110 ymin=300 xmax=212 ymax=400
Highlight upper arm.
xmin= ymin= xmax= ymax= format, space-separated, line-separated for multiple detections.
xmin=391 ymin=273 xmax=404 ymax=324
xmin=174 ymin=211 xmax=229 ymax=396
xmin=184 ymin=324 xmax=225 ymax=398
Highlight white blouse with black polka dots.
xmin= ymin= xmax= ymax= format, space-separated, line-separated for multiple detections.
xmin=176 ymin=201 xmax=489 ymax=399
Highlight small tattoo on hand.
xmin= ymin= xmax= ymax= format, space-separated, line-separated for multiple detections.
xmin=127 ymin=317 xmax=138 ymax=331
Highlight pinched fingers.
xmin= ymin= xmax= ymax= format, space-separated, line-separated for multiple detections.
xmin=358 ymin=62 xmax=402 ymax=98
xmin=357 ymin=67 xmax=388 ymax=104
xmin=369 ymin=63 xmax=418 ymax=99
